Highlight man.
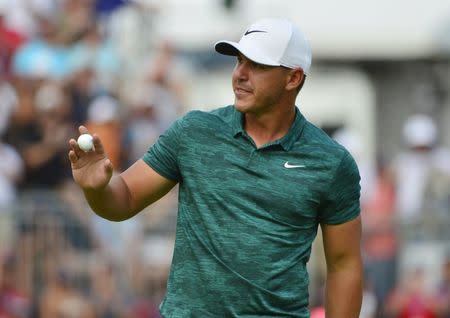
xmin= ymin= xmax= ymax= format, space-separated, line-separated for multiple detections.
xmin=69 ymin=18 xmax=363 ymax=317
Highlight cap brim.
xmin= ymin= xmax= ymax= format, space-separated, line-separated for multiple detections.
xmin=215 ymin=41 xmax=240 ymax=56
xmin=214 ymin=40 xmax=279 ymax=67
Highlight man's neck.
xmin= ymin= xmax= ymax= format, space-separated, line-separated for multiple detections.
xmin=244 ymin=104 xmax=296 ymax=148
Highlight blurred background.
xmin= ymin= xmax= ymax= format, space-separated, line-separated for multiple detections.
xmin=0 ymin=0 xmax=450 ymax=317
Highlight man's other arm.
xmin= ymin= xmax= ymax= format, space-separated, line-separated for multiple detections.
xmin=321 ymin=216 xmax=363 ymax=318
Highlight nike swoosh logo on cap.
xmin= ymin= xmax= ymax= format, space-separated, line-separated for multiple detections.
xmin=244 ymin=30 xmax=267 ymax=36
xmin=284 ymin=162 xmax=306 ymax=169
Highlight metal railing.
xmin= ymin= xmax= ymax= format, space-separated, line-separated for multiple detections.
xmin=1 ymin=188 xmax=175 ymax=318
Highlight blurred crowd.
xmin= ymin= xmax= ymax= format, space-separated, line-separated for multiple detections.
xmin=0 ymin=1 xmax=449 ymax=318
xmin=314 ymin=116 xmax=450 ymax=318
xmin=0 ymin=1 xmax=185 ymax=317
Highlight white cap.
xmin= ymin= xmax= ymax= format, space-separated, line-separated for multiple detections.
xmin=402 ymin=114 xmax=437 ymax=147
xmin=215 ymin=18 xmax=312 ymax=74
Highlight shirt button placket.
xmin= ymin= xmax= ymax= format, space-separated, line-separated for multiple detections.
xmin=246 ymin=148 xmax=260 ymax=168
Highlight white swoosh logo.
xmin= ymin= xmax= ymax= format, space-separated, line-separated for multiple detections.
xmin=284 ymin=162 xmax=306 ymax=169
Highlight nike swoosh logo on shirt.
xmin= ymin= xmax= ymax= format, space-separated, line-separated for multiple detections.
xmin=244 ymin=30 xmax=267 ymax=36
xmin=284 ymin=162 xmax=306 ymax=169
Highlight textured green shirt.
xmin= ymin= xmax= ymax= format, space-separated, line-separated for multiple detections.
xmin=143 ymin=105 xmax=361 ymax=318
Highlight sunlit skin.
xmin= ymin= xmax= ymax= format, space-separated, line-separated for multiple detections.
xmin=233 ymin=54 xmax=291 ymax=114
xmin=231 ymin=53 xmax=304 ymax=147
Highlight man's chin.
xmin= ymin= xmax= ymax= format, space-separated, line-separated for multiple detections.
xmin=234 ymin=101 xmax=250 ymax=113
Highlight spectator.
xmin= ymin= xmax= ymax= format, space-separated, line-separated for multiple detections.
xmin=0 ymin=80 xmax=23 ymax=207
xmin=0 ymin=1 xmax=27 ymax=77
xmin=360 ymin=280 xmax=378 ymax=318
xmin=66 ymin=65 xmax=97 ymax=127
xmin=0 ymin=255 xmax=31 ymax=318
xmin=0 ymin=79 xmax=23 ymax=260
xmin=108 ymin=0 xmax=161 ymax=74
xmin=362 ymin=157 xmax=398 ymax=310
xmin=333 ymin=127 xmax=376 ymax=206
xmin=124 ymin=87 xmax=166 ymax=165
xmin=141 ymin=41 xmax=187 ymax=130
xmin=90 ymin=260 xmax=126 ymax=318
xmin=12 ymin=12 xmax=72 ymax=80
xmin=85 ymin=94 xmax=123 ymax=171
xmin=384 ymin=267 xmax=439 ymax=318
xmin=39 ymin=269 xmax=95 ymax=318
xmin=389 ymin=114 xmax=450 ymax=240
xmin=67 ymin=20 xmax=122 ymax=94
xmin=59 ymin=0 xmax=95 ymax=45
xmin=435 ymin=257 xmax=450 ymax=317
xmin=122 ymin=41 xmax=189 ymax=166
xmin=0 ymin=80 xmax=18 ymax=139
xmin=7 ymin=82 xmax=74 ymax=189
xmin=121 ymin=41 xmax=189 ymax=139
xmin=0 ymin=0 xmax=37 ymax=38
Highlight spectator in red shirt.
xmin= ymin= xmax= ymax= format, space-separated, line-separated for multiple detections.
xmin=0 ymin=255 xmax=30 ymax=318
xmin=0 ymin=4 xmax=26 ymax=76
xmin=385 ymin=267 xmax=438 ymax=318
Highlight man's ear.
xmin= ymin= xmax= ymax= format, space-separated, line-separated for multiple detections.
xmin=286 ymin=68 xmax=305 ymax=91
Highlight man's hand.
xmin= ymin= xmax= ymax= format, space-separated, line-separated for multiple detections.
xmin=68 ymin=126 xmax=113 ymax=191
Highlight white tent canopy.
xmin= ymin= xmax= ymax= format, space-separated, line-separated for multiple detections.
xmin=152 ymin=0 xmax=450 ymax=59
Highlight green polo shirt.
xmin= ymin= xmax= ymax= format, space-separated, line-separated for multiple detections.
xmin=143 ymin=105 xmax=360 ymax=318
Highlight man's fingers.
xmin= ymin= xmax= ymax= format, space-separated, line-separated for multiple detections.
xmin=69 ymin=138 xmax=84 ymax=157
xmin=68 ymin=150 xmax=78 ymax=164
xmin=104 ymin=158 xmax=113 ymax=174
xmin=79 ymin=125 xmax=89 ymax=135
xmin=69 ymin=138 xmax=79 ymax=150
xmin=71 ymin=131 xmax=108 ymax=160
xmin=92 ymin=134 xmax=105 ymax=155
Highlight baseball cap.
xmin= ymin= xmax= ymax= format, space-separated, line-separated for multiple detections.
xmin=402 ymin=114 xmax=437 ymax=147
xmin=215 ymin=18 xmax=312 ymax=73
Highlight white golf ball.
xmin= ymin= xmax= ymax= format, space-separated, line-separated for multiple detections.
xmin=77 ymin=134 xmax=94 ymax=152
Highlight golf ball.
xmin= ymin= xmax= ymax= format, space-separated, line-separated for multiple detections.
xmin=77 ymin=134 xmax=94 ymax=152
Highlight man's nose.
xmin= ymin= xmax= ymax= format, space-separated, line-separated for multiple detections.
xmin=233 ymin=61 xmax=249 ymax=80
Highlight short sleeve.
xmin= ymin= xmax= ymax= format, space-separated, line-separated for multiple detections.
xmin=318 ymin=152 xmax=361 ymax=224
xmin=142 ymin=116 xmax=184 ymax=182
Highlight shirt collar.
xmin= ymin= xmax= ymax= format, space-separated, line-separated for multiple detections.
xmin=232 ymin=108 xmax=245 ymax=137
xmin=231 ymin=106 xmax=307 ymax=151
